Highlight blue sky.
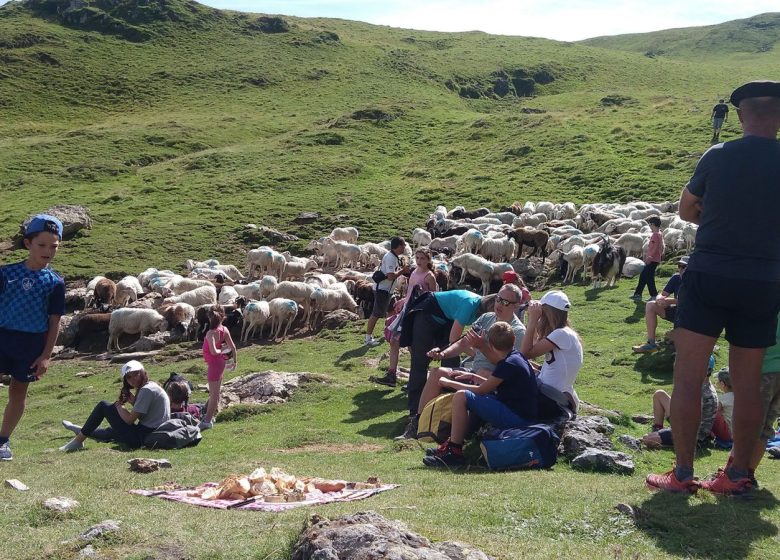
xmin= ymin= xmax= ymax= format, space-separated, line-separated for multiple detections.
xmin=197 ymin=1 xmax=778 ymax=41
xmin=0 ymin=1 xmax=775 ymax=41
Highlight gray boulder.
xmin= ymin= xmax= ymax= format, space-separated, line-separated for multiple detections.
xmin=220 ymin=371 xmax=310 ymax=408
xmin=617 ymin=435 xmax=641 ymax=451
xmin=291 ymin=511 xmax=494 ymax=560
xmin=42 ymin=497 xmax=80 ymax=514
xmin=80 ymin=520 xmax=120 ymax=541
xmin=320 ymin=309 xmax=359 ymax=330
xmin=562 ymin=428 xmax=613 ymax=458
xmin=571 ymin=448 xmax=635 ymax=475
xmin=569 ymin=415 xmax=614 ymax=435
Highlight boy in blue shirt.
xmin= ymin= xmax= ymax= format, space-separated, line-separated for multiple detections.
xmin=0 ymin=214 xmax=65 ymax=461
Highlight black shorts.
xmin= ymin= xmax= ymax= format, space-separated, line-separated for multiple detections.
xmin=662 ymin=305 xmax=676 ymax=323
xmin=0 ymin=328 xmax=46 ymax=382
xmin=658 ymin=428 xmax=674 ymax=446
xmin=371 ymin=289 xmax=392 ymax=318
xmin=675 ymin=271 xmax=780 ymax=348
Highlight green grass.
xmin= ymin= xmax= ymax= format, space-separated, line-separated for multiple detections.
xmin=1 ymin=3 xmax=780 ymax=558
xmin=2 ymin=278 xmax=779 ymax=560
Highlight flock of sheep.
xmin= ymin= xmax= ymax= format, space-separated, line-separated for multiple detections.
xmin=64 ymin=199 xmax=693 ymax=354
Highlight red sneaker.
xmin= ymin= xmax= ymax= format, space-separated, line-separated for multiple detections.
xmin=700 ymin=469 xmax=753 ymax=496
xmin=645 ymin=469 xmax=699 ymax=494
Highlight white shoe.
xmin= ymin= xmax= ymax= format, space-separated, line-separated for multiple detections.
xmin=0 ymin=442 xmax=12 ymax=461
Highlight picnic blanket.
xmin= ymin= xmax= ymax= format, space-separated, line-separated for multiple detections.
xmin=131 ymin=482 xmax=399 ymax=511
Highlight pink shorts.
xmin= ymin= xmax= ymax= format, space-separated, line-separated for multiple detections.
xmin=205 ymin=358 xmax=226 ymax=382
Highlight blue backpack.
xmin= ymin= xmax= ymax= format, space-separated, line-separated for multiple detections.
xmin=479 ymin=424 xmax=560 ymax=470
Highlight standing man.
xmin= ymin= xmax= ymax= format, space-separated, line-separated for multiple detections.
xmin=646 ymin=81 xmax=780 ymax=495
xmin=364 ymin=236 xmax=408 ymax=346
xmin=711 ymin=98 xmax=729 ymax=141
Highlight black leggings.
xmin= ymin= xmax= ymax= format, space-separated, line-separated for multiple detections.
xmin=81 ymin=401 xmax=153 ymax=448
xmin=408 ymin=312 xmax=460 ymax=416
xmin=634 ymin=262 xmax=659 ymax=298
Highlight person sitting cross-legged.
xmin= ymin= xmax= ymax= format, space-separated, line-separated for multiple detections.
xmin=633 ymin=256 xmax=687 ymax=353
xmin=422 ymin=321 xmax=538 ymax=467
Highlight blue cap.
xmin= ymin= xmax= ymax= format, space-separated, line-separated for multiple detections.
xmin=25 ymin=214 xmax=63 ymax=239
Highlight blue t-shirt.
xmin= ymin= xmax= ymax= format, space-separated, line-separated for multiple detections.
xmin=662 ymin=273 xmax=682 ymax=298
xmin=492 ymin=350 xmax=538 ymax=420
xmin=0 ymin=262 xmax=65 ymax=333
xmin=685 ymin=136 xmax=780 ymax=280
xmin=433 ymin=290 xmax=482 ymax=326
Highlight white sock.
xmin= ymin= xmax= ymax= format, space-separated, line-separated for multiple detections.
xmin=62 ymin=420 xmax=82 ymax=435
xmin=59 ymin=438 xmax=84 ymax=452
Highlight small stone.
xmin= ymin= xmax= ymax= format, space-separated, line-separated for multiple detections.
xmin=127 ymin=458 xmax=171 ymax=473
xmin=615 ymin=503 xmax=635 ymax=517
xmin=632 ymin=414 xmax=654 ymax=425
xmin=75 ymin=371 xmax=95 ymax=378
xmin=78 ymin=544 xmax=97 ymax=558
xmin=617 ymin=435 xmax=641 ymax=451
xmin=80 ymin=520 xmax=121 ymax=541
xmin=5 ymin=479 xmax=29 ymax=491
xmin=571 ymin=448 xmax=635 ymax=475
xmin=42 ymin=497 xmax=80 ymax=513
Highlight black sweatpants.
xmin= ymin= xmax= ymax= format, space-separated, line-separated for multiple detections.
xmin=408 ymin=313 xmax=460 ymax=416
xmin=634 ymin=262 xmax=659 ymax=298
xmin=81 ymin=400 xmax=153 ymax=448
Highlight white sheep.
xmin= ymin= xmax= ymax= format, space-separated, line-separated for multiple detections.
xmin=163 ymin=276 xmax=213 ymax=296
xmin=162 ymin=285 xmax=217 ymax=307
xmin=429 ymin=235 xmax=460 ymax=255
xmin=681 ymin=222 xmax=697 ymax=251
xmin=536 ymin=201 xmax=555 ymax=219
xmin=232 ymin=282 xmax=264 ymax=301
xmin=334 ymin=241 xmax=362 ymax=269
xmin=268 ymin=281 xmax=316 ymax=325
xmin=304 ymin=273 xmax=337 ymax=288
xmin=247 ymin=247 xmax=284 ymax=278
xmin=484 ymin=212 xmax=517 ymax=225
xmin=478 ymin=236 xmax=516 ymax=262
xmin=458 ymin=229 xmax=484 ymax=255
xmin=521 ymin=201 xmax=536 ymax=215
xmin=329 ymin=227 xmax=359 ymax=244
xmin=107 ymin=308 xmax=168 ymax=352
xmin=282 ymin=258 xmax=318 ymax=280
xmin=582 ymin=243 xmax=602 ymax=280
xmin=561 ymin=246 xmax=586 ymax=284
xmin=451 ymin=253 xmax=495 ymax=295
xmin=115 ymin=276 xmax=144 ymax=307
xmin=555 ymin=202 xmax=577 ymax=220
xmin=259 ymin=276 xmax=278 ymax=299
xmin=615 ymin=232 xmax=646 ymax=257
xmin=218 ymin=285 xmax=239 ymax=305
xmin=241 ymin=300 xmax=271 ymax=341
xmin=268 ymin=298 xmax=299 ymax=340
xmin=412 ymin=228 xmax=432 ymax=249
xmin=310 ymin=287 xmax=358 ymax=327
xmin=184 ymin=258 xmax=219 ymax=271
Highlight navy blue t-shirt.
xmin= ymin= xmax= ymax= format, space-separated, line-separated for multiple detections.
xmin=712 ymin=104 xmax=729 ymax=119
xmin=685 ymin=136 xmax=780 ymax=280
xmin=492 ymin=350 xmax=538 ymax=420
xmin=662 ymin=273 xmax=682 ymax=297
xmin=0 ymin=262 xmax=65 ymax=333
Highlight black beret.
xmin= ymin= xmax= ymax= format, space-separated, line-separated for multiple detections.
xmin=730 ymin=80 xmax=780 ymax=107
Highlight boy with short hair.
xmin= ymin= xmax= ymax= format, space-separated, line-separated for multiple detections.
xmin=631 ymin=216 xmax=664 ymax=301
xmin=422 ymin=321 xmax=538 ymax=467
xmin=0 ymin=214 xmax=65 ymax=460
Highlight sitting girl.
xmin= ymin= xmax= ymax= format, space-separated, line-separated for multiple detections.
xmin=60 ymin=360 xmax=170 ymax=451
xmin=520 ymin=290 xmax=583 ymax=414
xmin=165 ymin=378 xmax=202 ymax=420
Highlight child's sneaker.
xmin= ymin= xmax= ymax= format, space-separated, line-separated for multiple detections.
xmin=0 ymin=442 xmax=12 ymax=461
xmin=645 ymin=469 xmax=699 ymax=494
xmin=633 ymin=342 xmax=659 ymax=353
xmin=700 ymin=469 xmax=753 ymax=496
xmin=422 ymin=449 xmax=465 ymax=468
xmin=369 ymin=372 xmax=397 ymax=387
xmin=199 ymin=420 xmax=214 ymax=431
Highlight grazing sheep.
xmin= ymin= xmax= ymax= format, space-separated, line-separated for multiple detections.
xmin=84 ymin=276 xmax=107 ymax=310
xmin=449 ymin=207 xmax=490 ymax=220
xmin=218 ymin=285 xmax=239 ymax=305
xmin=508 ymin=227 xmax=549 ymax=261
xmin=555 ymin=202 xmax=578 ymax=220
xmin=185 ymin=258 xmax=219 ymax=271
xmin=163 ymin=276 xmax=213 ymax=296
xmin=71 ymin=313 xmax=112 ymax=348
xmin=429 ymin=235 xmax=460 ymax=255
xmin=107 ymin=308 xmax=168 ymax=352
xmin=478 ymin=236 xmax=517 ymax=262
xmin=232 ymin=282 xmax=264 ymax=301
xmin=499 ymin=201 xmax=524 ymax=215
xmin=615 ymin=232 xmax=646 ymax=258
xmin=513 ymin=212 xmax=549 ymax=228
xmin=561 ymin=246 xmax=586 ymax=284
xmin=268 ymin=298 xmax=299 ymax=341
xmin=159 ymin=302 xmax=196 ymax=338
xmin=484 ymin=212 xmax=518 ymax=225
xmin=329 ymin=226 xmax=359 ymax=244
xmin=115 ymin=276 xmax=144 ymax=307
xmin=137 ymin=268 xmax=176 ymax=290
xmin=334 ymin=241 xmax=362 ymax=269
xmin=127 ymin=292 xmax=164 ymax=309
xmin=162 ymin=285 xmax=217 ymax=307
xmin=89 ymin=278 xmax=116 ymax=310
xmin=304 ymin=273 xmax=338 ymax=288
xmin=268 ymin=281 xmax=316 ymax=325
xmin=536 ymin=201 xmax=555 ymax=219
xmin=241 ymin=300 xmax=271 ymax=341
xmin=282 ymin=258 xmax=318 ymax=280
xmin=458 ymin=229 xmax=485 ymax=255
xmin=310 ymin=287 xmax=358 ymax=327
xmin=451 ymin=253 xmax=495 ymax=295
xmin=412 ymin=228 xmax=432 ymax=249
xmin=247 ymin=247 xmax=285 ymax=278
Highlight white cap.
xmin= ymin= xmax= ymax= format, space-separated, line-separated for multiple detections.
xmin=120 ymin=360 xmax=144 ymax=378
xmin=540 ymin=290 xmax=571 ymax=311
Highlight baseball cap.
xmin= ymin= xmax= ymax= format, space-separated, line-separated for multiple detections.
xmin=25 ymin=214 xmax=63 ymax=239
xmin=677 ymin=256 xmax=689 ymax=266
xmin=730 ymin=80 xmax=780 ymax=107
xmin=540 ymin=290 xmax=571 ymax=311
xmin=502 ymin=270 xmax=519 ymax=284
xmin=120 ymin=360 xmax=144 ymax=378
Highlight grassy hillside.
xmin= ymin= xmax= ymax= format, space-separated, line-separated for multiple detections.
xmin=581 ymin=12 xmax=780 ymax=59
xmin=1 ymin=0 xmax=779 ymax=277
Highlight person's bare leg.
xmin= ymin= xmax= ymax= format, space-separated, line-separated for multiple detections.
xmin=670 ymin=328 xmax=716 ymax=472
xmin=0 ymin=379 xmax=30 ymax=439
xmin=204 ymin=379 xmax=222 ymax=423
xmin=417 ymin=368 xmax=451 ymax=415
xmin=652 ymin=390 xmax=671 ymax=427
xmin=449 ymin=390 xmax=469 ymax=445
xmin=365 ymin=315 xmax=379 ymax=337
xmin=387 ymin=337 xmax=400 ymax=373
xmin=749 ymin=438 xmax=768 ymax=471
xmin=645 ymin=302 xmax=662 ymax=341
xmin=728 ymin=345 xmax=766 ymax=473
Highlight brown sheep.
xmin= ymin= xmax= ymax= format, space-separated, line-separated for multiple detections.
xmin=351 ymin=279 xmax=375 ymax=319
xmin=508 ymin=227 xmax=550 ymax=261
xmin=71 ymin=313 xmax=112 ymax=348
xmin=92 ymin=278 xmax=116 ymax=309
xmin=499 ymin=201 xmax=524 ymax=215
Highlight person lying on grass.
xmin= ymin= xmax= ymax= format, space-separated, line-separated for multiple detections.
xmin=59 ymin=360 xmax=170 ymax=452
xmin=423 ymin=321 xmax=538 ymax=467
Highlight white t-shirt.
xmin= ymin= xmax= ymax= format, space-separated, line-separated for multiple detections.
xmin=719 ymin=391 xmax=734 ymax=433
xmin=538 ymin=327 xmax=583 ymax=406
xmin=377 ymin=251 xmax=399 ymax=292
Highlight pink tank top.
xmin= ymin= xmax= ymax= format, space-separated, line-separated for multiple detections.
xmin=404 ymin=267 xmax=435 ymax=304
xmin=202 ymin=325 xmax=226 ymax=364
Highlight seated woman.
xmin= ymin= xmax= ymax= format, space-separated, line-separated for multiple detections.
xmin=423 ymin=322 xmax=538 ymax=467
xmin=520 ymin=290 xmax=583 ymax=414
xmin=59 ymin=360 xmax=170 ymax=451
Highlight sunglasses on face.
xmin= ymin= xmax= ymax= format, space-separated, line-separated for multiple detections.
xmin=496 ymin=295 xmax=518 ymax=306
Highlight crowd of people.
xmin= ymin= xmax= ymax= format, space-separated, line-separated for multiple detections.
xmin=0 ymin=80 xmax=778 ymax=498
